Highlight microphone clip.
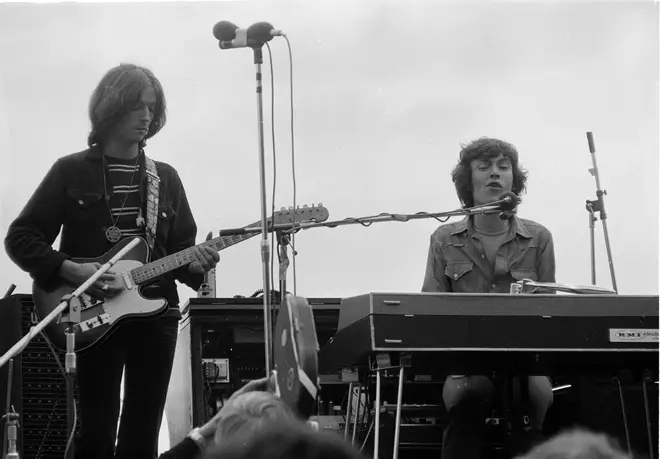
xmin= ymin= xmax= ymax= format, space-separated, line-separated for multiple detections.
xmin=498 ymin=210 xmax=516 ymax=220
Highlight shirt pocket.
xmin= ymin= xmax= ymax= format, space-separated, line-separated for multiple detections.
xmin=156 ymin=203 xmax=177 ymax=242
xmin=510 ymin=268 xmax=539 ymax=282
xmin=65 ymin=189 xmax=104 ymax=222
xmin=445 ymin=261 xmax=473 ymax=281
xmin=511 ymin=239 xmax=540 ymax=271
xmin=445 ymin=261 xmax=478 ymax=292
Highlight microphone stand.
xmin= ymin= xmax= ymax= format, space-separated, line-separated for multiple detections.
xmin=277 ymin=231 xmax=292 ymax=302
xmin=2 ymin=286 xmax=19 ymax=459
xmin=0 ymin=238 xmax=141 ymax=459
xmin=2 ymin=360 xmax=18 ymax=459
xmin=2 ymin=285 xmax=16 ymax=299
xmin=585 ymin=132 xmax=618 ymax=292
xmin=251 ymin=43 xmax=274 ymax=376
xmin=60 ymin=297 xmax=81 ymax=459
xmin=280 ymin=200 xmax=513 ymax=234
xmin=586 ymin=202 xmax=597 ymax=285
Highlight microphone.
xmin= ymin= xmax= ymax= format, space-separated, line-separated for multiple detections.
xmin=497 ymin=191 xmax=519 ymax=212
xmin=212 ymin=21 xmax=284 ymax=49
xmin=497 ymin=191 xmax=519 ymax=220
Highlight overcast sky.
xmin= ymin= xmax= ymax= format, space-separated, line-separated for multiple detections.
xmin=0 ymin=0 xmax=657 ymax=307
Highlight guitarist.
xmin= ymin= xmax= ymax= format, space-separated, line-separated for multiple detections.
xmin=4 ymin=63 xmax=219 ymax=459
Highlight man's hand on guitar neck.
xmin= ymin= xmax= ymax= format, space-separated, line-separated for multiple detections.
xmin=58 ymin=260 xmax=125 ymax=298
xmin=188 ymin=231 xmax=220 ymax=275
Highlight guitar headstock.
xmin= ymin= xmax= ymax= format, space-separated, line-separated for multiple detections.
xmin=271 ymin=203 xmax=329 ymax=226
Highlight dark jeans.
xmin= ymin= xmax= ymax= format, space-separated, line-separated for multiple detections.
xmin=74 ymin=316 xmax=179 ymax=459
xmin=441 ymin=375 xmax=553 ymax=459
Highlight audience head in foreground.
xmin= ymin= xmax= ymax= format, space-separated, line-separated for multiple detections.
xmin=516 ymin=429 xmax=632 ymax=459
xmin=203 ymin=419 xmax=364 ymax=459
xmin=214 ymin=390 xmax=295 ymax=444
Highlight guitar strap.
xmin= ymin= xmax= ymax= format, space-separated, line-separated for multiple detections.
xmin=143 ymin=155 xmax=160 ymax=251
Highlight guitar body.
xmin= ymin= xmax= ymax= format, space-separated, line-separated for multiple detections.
xmin=274 ymin=294 xmax=320 ymax=420
xmin=32 ymin=237 xmax=168 ymax=354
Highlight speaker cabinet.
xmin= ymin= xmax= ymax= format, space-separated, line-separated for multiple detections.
xmin=164 ymin=297 xmax=341 ymax=446
xmin=0 ymin=294 xmax=77 ymax=459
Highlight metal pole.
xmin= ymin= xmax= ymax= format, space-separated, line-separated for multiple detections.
xmin=253 ymin=48 xmax=273 ymax=375
xmin=586 ymin=132 xmax=618 ymax=292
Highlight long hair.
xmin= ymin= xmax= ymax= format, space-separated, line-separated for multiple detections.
xmin=451 ymin=137 xmax=528 ymax=208
xmin=87 ymin=63 xmax=167 ymax=148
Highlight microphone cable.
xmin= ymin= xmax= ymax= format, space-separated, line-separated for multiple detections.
xmin=283 ymin=35 xmax=298 ymax=297
xmin=265 ymin=33 xmax=299 ymax=298
xmin=264 ymin=41 xmax=278 ymax=300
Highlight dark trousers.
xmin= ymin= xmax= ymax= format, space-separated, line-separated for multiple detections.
xmin=74 ymin=316 xmax=179 ymax=459
xmin=441 ymin=375 xmax=553 ymax=459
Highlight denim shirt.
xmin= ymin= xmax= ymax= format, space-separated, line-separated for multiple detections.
xmin=422 ymin=216 xmax=556 ymax=293
xmin=4 ymin=145 xmax=204 ymax=313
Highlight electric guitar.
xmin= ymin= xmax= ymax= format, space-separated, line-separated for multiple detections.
xmin=32 ymin=204 xmax=329 ymax=354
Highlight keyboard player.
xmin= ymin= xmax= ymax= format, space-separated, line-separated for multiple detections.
xmin=422 ymin=137 xmax=555 ymax=459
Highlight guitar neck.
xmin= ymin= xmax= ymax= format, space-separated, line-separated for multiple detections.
xmin=130 ymin=223 xmax=261 ymax=285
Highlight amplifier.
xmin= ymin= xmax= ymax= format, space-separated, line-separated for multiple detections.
xmin=0 ymin=294 xmax=79 ymax=459
xmin=164 ymin=297 xmax=342 ymax=447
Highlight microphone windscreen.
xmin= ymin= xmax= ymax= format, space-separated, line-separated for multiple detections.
xmin=247 ymin=22 xmax=275 ymax=41
xmin=498 ymin=191 xmax=519 ymax=211
xmin=213 ymin=21 xmax=239 ymax=41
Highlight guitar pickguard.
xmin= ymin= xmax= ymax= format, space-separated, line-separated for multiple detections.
xmin=33 ymin=257 xmax=168 ymax=353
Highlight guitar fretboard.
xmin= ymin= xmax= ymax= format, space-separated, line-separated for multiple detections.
xmin=130 ymin=226 xmax=261 ymax=284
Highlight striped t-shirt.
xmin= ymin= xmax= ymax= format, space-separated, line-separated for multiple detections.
xmin=105 ymin=156 xmax=144 ymax=241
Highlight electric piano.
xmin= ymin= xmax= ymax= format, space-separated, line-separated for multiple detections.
xmin=319 ymin=292 xmax=659 ymax=376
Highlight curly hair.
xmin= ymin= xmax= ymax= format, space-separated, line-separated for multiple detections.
xmin=87 ymin=63 xmax=167 ymax=148
xmin=451 ymin=137 xmax=528 ymax=208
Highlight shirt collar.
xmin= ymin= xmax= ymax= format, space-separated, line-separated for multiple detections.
xmin=84 ymin=144 xmax=102 ymax=161
xmin=450 ymin=215 xmax=533 ymax=239
xmin=84 ymin=144 xmax=145 ymax=164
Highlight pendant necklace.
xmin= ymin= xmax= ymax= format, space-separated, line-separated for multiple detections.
xmin=102 ymin=153 xmax=140 ymax=243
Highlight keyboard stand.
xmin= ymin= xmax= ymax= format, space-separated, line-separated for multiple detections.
xmin=641 ymin=369 xmax=657 ymax=459
xmin=369 ymin=353 xmax=412 ymax=459
xmin=343 ymin=381 xmax=365 ymax=446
